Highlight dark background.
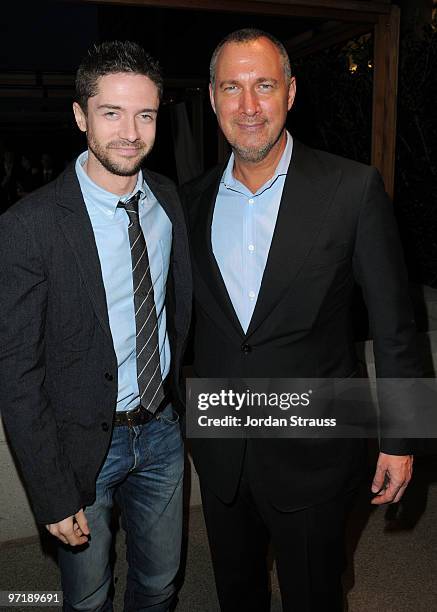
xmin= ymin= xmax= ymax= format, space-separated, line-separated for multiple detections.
xmin=1 ymin=1 xmax=436 ymax=294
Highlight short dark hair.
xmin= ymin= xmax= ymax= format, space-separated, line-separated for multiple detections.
xmin=75 ymin=40 xmax=163 ymax=111
xmin=210 ymin=28 xmax=292 ymax=87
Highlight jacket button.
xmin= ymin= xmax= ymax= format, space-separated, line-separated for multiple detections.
xmin=241 ymin=344 xmax=252 ymax=354
xmin=101 ymin=422 xmax=109 ymax=432
xmin=104 ymin=372 xmax=113 ymax=381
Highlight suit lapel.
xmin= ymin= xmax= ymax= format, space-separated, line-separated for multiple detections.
xmin=143 ymin=169 xmax=193 ymax=333
xmin=191 ymin=166 xmax=246 ymax=338
xmin=55 ymin=165 xmax=112 ymax=340
xmin=245 ymin=141 xmax=342 ymax=338
xmin=144 ymin=169 xmax=180 ymax=229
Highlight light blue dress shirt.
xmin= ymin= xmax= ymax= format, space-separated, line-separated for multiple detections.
xmin=75 ymin=152 xmax=172 ymax=412
xmin=212 ymin=132 xmax=293 ymax=333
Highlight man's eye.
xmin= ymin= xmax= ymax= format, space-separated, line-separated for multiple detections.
xmin=140 ymin=114 xmax=153 ymax=121
xmin=105 ymin=112 xmax=118 ymax=118
xmin=223 ymin=85 xmax=237 ymax=92
xmin=258 ymin=83 xmax=273 ymax=91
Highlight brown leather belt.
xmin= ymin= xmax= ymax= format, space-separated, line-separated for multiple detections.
xmin=113 ymin=379 xmax=172 ymax=428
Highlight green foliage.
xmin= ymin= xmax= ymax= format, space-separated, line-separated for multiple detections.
xmin=292 ymin=22 xmax=437 ymax=285
xmin=292 ymin=34 xmax=373 ymax=164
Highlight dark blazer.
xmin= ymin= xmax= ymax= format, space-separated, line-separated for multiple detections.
xmin=0 ymin=163 xmax=192 ymax=524
xmin=182 ymin=140 xmax=420 ymax=511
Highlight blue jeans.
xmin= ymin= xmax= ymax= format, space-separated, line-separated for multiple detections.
xmin=59 ymin=404 xmax=184 ymax=612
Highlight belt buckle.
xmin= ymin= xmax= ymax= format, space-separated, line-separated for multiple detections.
xmin=126 ymin=410 xmax=134 ymax=428
xmin=126 ymin=405 xmax=141 ymax=428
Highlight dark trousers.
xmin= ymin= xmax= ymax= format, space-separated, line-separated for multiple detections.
xmin=200 ymin=441 xmax=353 ymax=612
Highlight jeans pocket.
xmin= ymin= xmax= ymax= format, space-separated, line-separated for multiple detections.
xmin=159 ymin=405 xmax=180 ymax=425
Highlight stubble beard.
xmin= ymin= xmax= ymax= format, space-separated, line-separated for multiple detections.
xmin=87 ymin=134 xmax=152 ymax=177
xmin=232 ymin=140 xmax=275 ymax=163
xmin=227 ymin=121 xmax=286 ymax=164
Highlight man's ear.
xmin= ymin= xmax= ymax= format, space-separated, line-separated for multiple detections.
xmin=209 ymin=83 xmax=217 ymax=115
xmin=287 ymin=77 xmax=297 ymax=111
xmin=73 ymin=102 xmax=88 ymax=133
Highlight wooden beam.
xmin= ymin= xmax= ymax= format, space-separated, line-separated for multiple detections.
xmin=63 ymin=0 xmax=391 ymax=23
xmin=285 ymin=22 xmax=372 ymax=60
xmin=371 ymin=5 xmax=400 ymax=199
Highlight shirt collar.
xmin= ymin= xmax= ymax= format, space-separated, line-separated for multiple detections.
xmin=75 ymin=151 xmax=146 ymax=218
xmin=222 ymin=131 xmax=293 ymax=193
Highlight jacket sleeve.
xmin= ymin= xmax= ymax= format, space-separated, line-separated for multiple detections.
xmin=352 ymin=167 xmax=422 ymax=455
xmin=0 ymin=209 xmax=82 ymax=524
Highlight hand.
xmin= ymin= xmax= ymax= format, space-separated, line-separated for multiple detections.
xmin=45 ymin=509 xmax=90 ymax=546
xmin=370 ymin=452 xmax=413 ymax=505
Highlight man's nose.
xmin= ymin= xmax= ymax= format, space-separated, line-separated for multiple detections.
xmin=119 ymin=116 xmax=139 ymax=142
xmin=239 ymin=89 xmax=259 ymax=116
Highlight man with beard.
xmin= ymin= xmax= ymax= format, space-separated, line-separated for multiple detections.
xmin=182 ymin=29 xmax=419 ymax=611
xmin=0 ymin=41 xmax=191 ymax=611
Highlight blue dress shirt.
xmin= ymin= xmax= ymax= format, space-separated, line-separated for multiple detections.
xmin=212 ymin=133 xmax=293 ymax=333
xmin=75 ymin=152 xmax=171 ymax=412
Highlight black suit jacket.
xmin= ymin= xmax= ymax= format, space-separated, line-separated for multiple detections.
xmin=182 ymin=140 xmax=421 ymax=511
xmin=0 ymin=163 xmax=192 ymax=524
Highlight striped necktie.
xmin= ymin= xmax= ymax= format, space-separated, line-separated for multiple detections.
xmin=118 ymin=192 xmax=164 ymax=413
